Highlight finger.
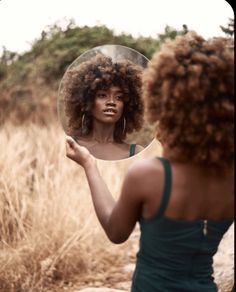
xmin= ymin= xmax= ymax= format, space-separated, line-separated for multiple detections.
xmin=65 ymin=140 xmax=71 ymax=151
xmin=66 ymin=135 xmax=75 ymax=146
xmin=66 ymin=137 xmax=79 ymax=152
xmin=65 ymin=142 xmax=73 ymax=157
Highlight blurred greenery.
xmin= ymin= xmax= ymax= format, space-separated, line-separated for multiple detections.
xmin=0 ymin=20 xmax=189 ymax=88
xmin=0 ymin=18 xmax=233 ymax=127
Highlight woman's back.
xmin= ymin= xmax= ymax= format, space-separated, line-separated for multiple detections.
xmin=141 ymin=157 xmax=234 ymax=221
xmin=132 ymin=157 xmax=234 ymax=292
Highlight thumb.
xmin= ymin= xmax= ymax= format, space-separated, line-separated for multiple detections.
xmin=66 ymin=136 xmax=76 ymax=148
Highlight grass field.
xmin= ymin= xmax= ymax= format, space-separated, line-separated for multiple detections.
xmin=0 ymin=123 xmax=233 ymax=292
xmin=0 ymin=123 xmax=161 ymax=291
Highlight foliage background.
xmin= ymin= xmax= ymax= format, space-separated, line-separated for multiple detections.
xmin=0 ymin=19 xmax=234 ymax=292
xmin=0 ymin=21 xmax=189 ymax=131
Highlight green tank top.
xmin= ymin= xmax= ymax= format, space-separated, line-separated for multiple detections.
xmin=129 ymin=144 xmax=136 ymax=157
xmin=131 ymin=157 xmax=233 ymax=292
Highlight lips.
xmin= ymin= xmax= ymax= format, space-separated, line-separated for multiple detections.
xmin=103 ymin=108 xmax=117 ymax=114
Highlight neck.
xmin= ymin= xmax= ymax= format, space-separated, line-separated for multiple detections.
xmin=90 ymin=121 xmax=115 ymax=143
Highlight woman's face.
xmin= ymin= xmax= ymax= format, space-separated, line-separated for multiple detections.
xmin=91 ymin=86 xmax=124 ymax=124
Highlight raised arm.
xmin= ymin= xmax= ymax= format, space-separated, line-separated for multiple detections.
xmin=66 ymin=136 xmax=144 ymax=244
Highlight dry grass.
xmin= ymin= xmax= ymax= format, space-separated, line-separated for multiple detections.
xmin=0 ymin=123 xmax=91 ymax=291
xmin=0 ymin=123 xmax=233 ymax=292
xmin=0 ymin=123 xmax=160 ymax=291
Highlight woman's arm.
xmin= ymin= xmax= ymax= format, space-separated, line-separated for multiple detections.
xmin=66 ymin=136 xmax=144 ymax=244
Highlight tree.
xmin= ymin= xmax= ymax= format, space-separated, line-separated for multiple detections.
xmin=0 ymin=47 xmax=18 ymax=80
xmin=158 ymin=24 xmax=189 ymax=43
xmin=220 ymin=18 xmax=234 ymax=37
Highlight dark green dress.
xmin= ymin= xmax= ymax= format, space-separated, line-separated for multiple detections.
xmin=129 ymin=144 xmax=136 ymax=157
xmin=131 ymin=157 xmax=233 ymax=291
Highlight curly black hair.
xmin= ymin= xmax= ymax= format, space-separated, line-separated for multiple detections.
xmin=142 ymin=32 xmax=234 ymax=169
xmin=62 ymin=54 xmax=144 ymax=142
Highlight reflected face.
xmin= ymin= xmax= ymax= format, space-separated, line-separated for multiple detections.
xmin=91 ymin=86 xmax=124 ymax=124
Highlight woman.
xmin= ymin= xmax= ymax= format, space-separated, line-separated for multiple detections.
xmin=66 ymin=32 xmax=234 ymax=291
xmin=62 ymin=54 xmax=144 ymax=160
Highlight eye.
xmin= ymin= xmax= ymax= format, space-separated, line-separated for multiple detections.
xmin=96 ymin=92 xmax=107 ymax=98
xmin=116 ymin=95 xmax=124 ymax=101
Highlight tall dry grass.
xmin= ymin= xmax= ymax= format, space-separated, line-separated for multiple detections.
xmin=0 ymin=123 xmax=233 ymax=292
xmin=0 ymin=122 xmax=161 ymax=292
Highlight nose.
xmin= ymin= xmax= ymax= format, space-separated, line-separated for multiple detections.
xmin=106 ymin=95 xmax=116 ymax=106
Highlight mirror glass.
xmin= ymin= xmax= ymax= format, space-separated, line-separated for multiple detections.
xmin=58 ymin=44 xmax=154 ymax=161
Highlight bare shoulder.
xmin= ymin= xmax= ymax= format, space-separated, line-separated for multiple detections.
xmin=126 ymin=157 xmax=163 ymax=184
xmin=122 ymin=158 xmax=165 ymax=208
xmin=134 ymin=144 xmax=145 ymax=154
xmin=121 ymin=158 xmax=158 ymax=200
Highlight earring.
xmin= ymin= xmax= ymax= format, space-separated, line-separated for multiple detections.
xmin=123 ymin=117 xmax=126 ymax=135
xmin=81 ymin=113 xmax=86 ymax=135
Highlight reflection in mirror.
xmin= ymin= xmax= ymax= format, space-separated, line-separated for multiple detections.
xmin=58 ymin=45 xmax=153 ymax=161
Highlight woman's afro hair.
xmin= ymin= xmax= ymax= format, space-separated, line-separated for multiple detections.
xmin=142 ymin=32 xmax=234 ymax=168
xmin=61 ymin=54 xmax=144 ymax=142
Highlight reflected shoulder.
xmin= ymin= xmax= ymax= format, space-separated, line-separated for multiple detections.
xmin=135 ymin=144 xmax=145 ymax=153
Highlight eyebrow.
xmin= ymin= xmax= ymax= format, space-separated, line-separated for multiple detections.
xmin=112 ymin=90 xmax=123 ymax=94
xmin=97 ymin=89 xmax=123 ymax=94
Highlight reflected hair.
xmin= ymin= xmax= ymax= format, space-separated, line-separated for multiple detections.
xmin=62 ymin=54 xmax=144 ymax=142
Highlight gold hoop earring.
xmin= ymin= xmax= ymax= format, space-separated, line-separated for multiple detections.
xmin=81 ymin=113 xmax=86 ymax=135
xmin=123 ymin=117 xmax=126 ymax=135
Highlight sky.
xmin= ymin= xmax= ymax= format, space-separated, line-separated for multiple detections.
xmin=0 ymin=0 xmax=233 ymax=55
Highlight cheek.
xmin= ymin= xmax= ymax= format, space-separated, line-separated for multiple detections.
xmin=92 ymin=100 xmax=103 ymax=113
xmin=119 ymin=102 xmax=124 ymax=114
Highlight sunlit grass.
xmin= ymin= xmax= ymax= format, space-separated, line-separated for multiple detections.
xmin=0 ymin=123 xmax=161 ymax=291
xmin=0 ymin=123 xmax=233 ymax=292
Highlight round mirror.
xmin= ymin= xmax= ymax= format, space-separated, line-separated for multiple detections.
xmin=58 ymin=44 xmax=153 ymax=161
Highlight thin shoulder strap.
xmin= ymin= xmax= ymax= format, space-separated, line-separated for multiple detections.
xmin=129 ymin=144 xmax=136 ymax=157
xmin=155 ymin=157 xmax=172 ymax=219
